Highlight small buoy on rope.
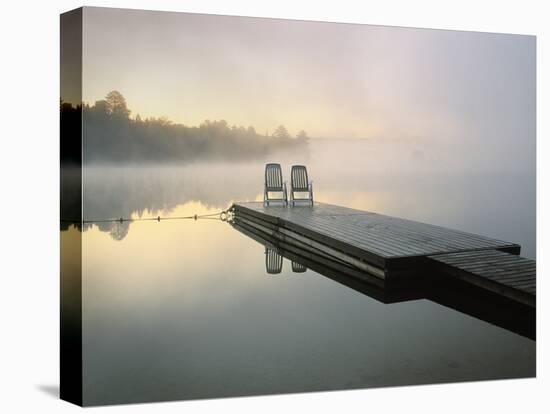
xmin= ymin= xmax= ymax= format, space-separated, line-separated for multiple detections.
xmin=119 ymin=217 xmax=124 ymax=223
xmin=157 ymin=216 xmax=161 ymax=222
xmin=194 ymin=214 xmax=198 ymax=220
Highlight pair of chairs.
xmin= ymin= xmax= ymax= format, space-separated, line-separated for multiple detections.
xmin=264 ymin=163 xmax=313 ymax=207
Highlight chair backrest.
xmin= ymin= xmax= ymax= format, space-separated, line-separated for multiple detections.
xmin=265 ymin=163 xmax=284 ymax=191
xmin=291 ymin=165 xmax=309 ymax=191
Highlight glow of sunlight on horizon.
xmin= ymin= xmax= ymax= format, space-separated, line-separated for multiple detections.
xmin=81 ymin=5 xmax=535 ymax=171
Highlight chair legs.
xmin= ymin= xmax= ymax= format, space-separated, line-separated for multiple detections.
xmin=264 ymin=190 xmax=288 ymax=207
xmin=289 ymin=184 xmax=313 ymax=207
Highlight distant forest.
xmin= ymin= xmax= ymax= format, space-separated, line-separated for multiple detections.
xmin=61 ymin=91 xmax=309 ymax=163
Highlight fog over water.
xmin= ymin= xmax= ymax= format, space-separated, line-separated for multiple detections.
xmin=82 ymin=138 xmax=535 ymax=258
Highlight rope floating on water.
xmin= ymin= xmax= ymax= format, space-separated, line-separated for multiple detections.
xmin=62 ymin=209 xmax=233 ymax=225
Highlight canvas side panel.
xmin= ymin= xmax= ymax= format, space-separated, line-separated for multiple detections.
xmin=60 ymin=7 xmax=83 ymax=407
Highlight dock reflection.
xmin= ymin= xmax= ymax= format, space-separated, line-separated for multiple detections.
xmin=232 ymin=221 xmax=535 ymax=340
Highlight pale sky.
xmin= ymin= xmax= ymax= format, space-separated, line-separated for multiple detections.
xmin=82 ymin=7 xmax=535 ymax=151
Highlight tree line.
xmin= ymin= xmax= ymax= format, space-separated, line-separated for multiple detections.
xmin=61 ymin=91 xmax=309 ymax=164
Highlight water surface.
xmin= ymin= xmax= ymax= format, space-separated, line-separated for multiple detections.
xmin=77 ymin=139 xmax=535 ymax=405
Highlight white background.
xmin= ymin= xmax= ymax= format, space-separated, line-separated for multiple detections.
xmin=0 ymin=0 xmax=547 ymax=412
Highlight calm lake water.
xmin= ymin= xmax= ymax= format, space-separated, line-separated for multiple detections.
xmin=73 ymin=139 xmax=535 ymax=405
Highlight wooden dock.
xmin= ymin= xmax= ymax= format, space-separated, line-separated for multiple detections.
xmin=231 ymin=202 xmax=535 ymax=307
xmin=429 ymin=250 xmax=535 ymax=307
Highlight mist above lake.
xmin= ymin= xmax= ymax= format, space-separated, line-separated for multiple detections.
xmin=79 ymin=138 xmax=535 ymax=259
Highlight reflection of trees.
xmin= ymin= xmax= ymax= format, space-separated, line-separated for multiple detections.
xmin=75 ymin=155 xmax=321 ymax=241
xmin=80 ymin=163 xmax=267 ymax=240
xmin=107 ymin=221 xmax=130 ymax=241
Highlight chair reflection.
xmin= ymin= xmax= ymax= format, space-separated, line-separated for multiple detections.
xmin=265 ymin=248 xmax=283 ymax=274
xmin=291 ymin=261 xmax=307 ymax=273
xmin=264 ymin=248 xmax=308 ymax=274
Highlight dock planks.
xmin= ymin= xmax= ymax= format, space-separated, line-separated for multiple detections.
xmin=428 ymin=250 xmax=535 ymax=307
xmin=232 ymin=202 xmax=520 ymax=266
xmin=231 ymin=201 xmax=534 ymax=307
